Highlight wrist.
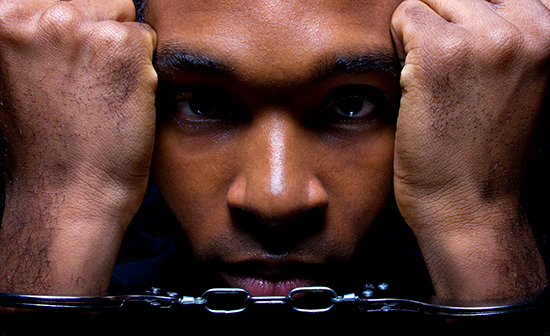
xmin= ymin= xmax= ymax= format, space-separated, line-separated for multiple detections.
xmin=0 ymin=182 xmax=137 ymax=295
xmin=5 ymin=167 xmax=147 ymax=228
xmin=401 ymin=194 xmax=547 ymax=300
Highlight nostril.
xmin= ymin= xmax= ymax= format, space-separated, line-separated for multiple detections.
xmin=230 ymin=204 xmax=326 ymax=226
xmin=229 ymin=206 xmax=326 ymax=255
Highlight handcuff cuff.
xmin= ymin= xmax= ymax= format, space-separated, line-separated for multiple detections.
xmin=0 ymin=282 xmax=549 ymax=317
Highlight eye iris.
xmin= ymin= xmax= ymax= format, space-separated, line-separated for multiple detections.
xmin=337 ymin=97 xmax=367 ymax=117
xmin=189 ymin=98 xmax=215 ymax=116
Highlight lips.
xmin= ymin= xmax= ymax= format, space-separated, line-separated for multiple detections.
xmin=222 ymin=275 xmax=318 ymax=296
xmin=218 ymin=262 xmax=324 ymax=296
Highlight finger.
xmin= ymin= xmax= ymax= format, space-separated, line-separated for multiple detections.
xmin=64 ymin=0 xmax=137 ymax=22
xmin=423 ymin=0 xmax=550 ymax=31
xmin=481 ymin=0 xmax=550 ymax=51
xmin=84 ymin=19 xmax=158 ymax=64
xmin=489 ymin=0 xmax=550 ymax=12
xmin=486 ymin=0 xmax=550 ymax=28
xmin=0 ymin=0 xmax=58 ymax=23
xmin=391 ymin=0 xmax=455 ymax=59
xmin=417 ymin=0 xmax=501 ymax=25
xmin=400 ymin=0 xmax=550 ymax=56
xmin=127 ymin=21 xmax=158 ymax=59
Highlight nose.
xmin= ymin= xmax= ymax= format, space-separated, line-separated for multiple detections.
xmin=226 ymin=113 xmax=329 ymax=239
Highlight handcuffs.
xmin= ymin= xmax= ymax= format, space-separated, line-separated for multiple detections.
xmin=0 ymin=282 xmax=549 ymax=317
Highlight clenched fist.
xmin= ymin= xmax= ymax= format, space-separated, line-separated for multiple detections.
xmin=392 ymin=0 xmax=550 ymax=299
xmin=0 ymin=0 xmax=157 ymax=294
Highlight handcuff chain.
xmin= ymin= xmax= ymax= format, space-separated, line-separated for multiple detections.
xmin=0 ymin=284 xmax=548 ymax=316
xmin=198 ymin=286 xmax=342 ymax=313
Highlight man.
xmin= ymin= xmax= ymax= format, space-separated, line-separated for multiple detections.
xmin=0 ymin=0 xmax=549 ymax=319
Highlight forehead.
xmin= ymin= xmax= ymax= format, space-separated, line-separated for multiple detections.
xmin=146 ymin=0 xmax=402 ymax=82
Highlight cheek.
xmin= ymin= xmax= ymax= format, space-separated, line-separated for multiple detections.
xmin=320 ymin=128 xmax=395 ymax=255
xmin=151 ymin=125 xmax=236 ymax=250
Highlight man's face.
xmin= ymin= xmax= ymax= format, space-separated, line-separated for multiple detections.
xmin=148 ymin=0 xmax=402 ymax=296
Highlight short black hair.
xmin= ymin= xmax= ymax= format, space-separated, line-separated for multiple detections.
xmin=133 ymin=0 xmax=146 ymax=22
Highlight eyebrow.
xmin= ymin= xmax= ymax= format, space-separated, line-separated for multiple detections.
xmin=154 ymin=46 xmax=234 ymax=79
xmin=314 ymin=51 xmax=401 ymax=81
xmin=153 ymin=44 xmax=401 ymax=83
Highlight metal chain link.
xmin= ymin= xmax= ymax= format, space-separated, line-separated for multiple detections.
xmin=0 ymin=284 xmax=549 ymax=316
xmin=197 ymin=286 xmax=345 ymax=313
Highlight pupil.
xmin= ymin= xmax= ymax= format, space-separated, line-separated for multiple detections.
xmin=338 ymin=98 xmax=364 ymax=116
xmin=189 ymin=98 xmax=214 ymax=116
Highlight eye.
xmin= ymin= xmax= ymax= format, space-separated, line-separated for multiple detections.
xmin=329 ymin=96 xmax=376 ymax=119
xmin=156 ymin=84 xmax=241 ymax=122
xmin=176 ymin=95 xmax=222 ymax=119
xmin=317 ymin=85 xmax=390 ymax=124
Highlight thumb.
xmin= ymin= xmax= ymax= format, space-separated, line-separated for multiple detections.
xmin=390 ymin=22 xmax=406 ymax=68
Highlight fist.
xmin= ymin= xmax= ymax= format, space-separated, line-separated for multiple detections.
xmin=391 ymin=0 xmax=550 ymax=299
xmin=392 ymin=0 xmax=550 ymax=232
xmin=0 ymin=0 xmax=158 ymax=225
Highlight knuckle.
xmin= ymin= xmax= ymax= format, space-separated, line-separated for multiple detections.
xmin=0 ymin=3 xmax=87 ymax=45
xmin=476 ymin=14 xmax=550 ymax=67
xmin=0 ymin=3 xmax=35 ymax=41
xmin=395 ymin=0 xmax=431 ymax=26
xmin=82 ymin=21 xmax=133 ymax=55
xmin=83 ymin=22 xmax=154 ymax=77
xmin=0 ymin=2 xmax=23 ymax=26
xmin=524 ymin=27 xmax=550 ymax=65
xmin=390 ymin=0 xmax=409 ymax=20
xmin=476 ymin=24 xmax=523 ymax=63
xmin=483 ymin=24 xmax=550 ymax=68
xmin=38 ymin=3 xmax=84 ymax=35
xmin=88 ymin=21 xmax=155 ymax=55
xmin=436 ymin=25 xmax=523 ymax=68
xmin=94 ymin=21 xmax=132 ymax=46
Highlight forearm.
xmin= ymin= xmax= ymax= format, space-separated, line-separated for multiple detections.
xmin=0 ymin=182 xmax=133 ymax=295
xmin=407 ymin=194 xmax=547 ymax=300
xmin=0 ymin=0 xmax=157 ymax=295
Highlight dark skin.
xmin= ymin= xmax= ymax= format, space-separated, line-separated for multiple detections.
xmin=149 ymin=0 xmax=401 ymax=296
xmin=0 ymin=0 xmax=548 ymax=305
